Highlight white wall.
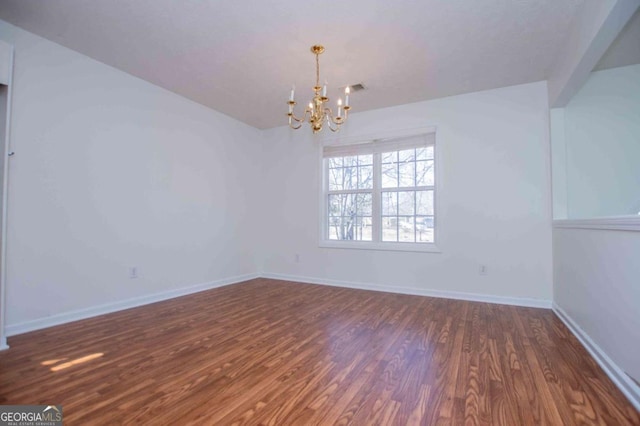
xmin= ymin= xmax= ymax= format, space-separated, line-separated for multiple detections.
xmin=0 ymin=40 xmax=11 ymax=85
xmin=564 ymin=64 xmax=640 ymax=218
xmin=261 ymin=82 xmax=553 ymax=303
xmin=550 ymin=108 xmax=568 ymax=219
xmin=554 ymin=227 xmax=640 ymax=388
xmin=0 ymin=20 xmax=262 ymax=330
xmin=551 ymin=65 xmax=640 ymax=405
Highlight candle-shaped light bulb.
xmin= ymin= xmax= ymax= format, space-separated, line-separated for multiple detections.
xmin=322 ymin=80 xmax=328 ymax=97
xmin=289 ymin=85 xmax=295 ymax=101
xmin=337 ymin=98 xmax=343 ymax=118
xmin=345 ymin=86 xmax=350 ymax=107
xmin=309 ymin=102 xmax=313 ymax=111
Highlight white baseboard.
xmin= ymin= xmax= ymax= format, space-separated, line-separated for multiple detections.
xmin=5 ymin=273 xmax=259 ymax=337
xmin=262 ymin=272 xmax=552 ymax=309
xmin=3 ymin=270 xmax=552 ymax=336
xmin=553 ymin=302 xmax=640 ymax=412
xmin=0 ymin=336 xmax=8 ymax=351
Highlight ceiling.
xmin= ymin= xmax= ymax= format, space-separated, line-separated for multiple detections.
xmin=595 ymin=8 xmax=640 ymax=71
xmin=0 ymin=0 xmax=588 ymax=129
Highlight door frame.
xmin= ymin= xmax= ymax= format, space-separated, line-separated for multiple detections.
xmin=0 ymin=42 xmax=14 ymax=350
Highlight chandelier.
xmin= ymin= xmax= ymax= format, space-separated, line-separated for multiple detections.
xmin=287 ymin=45 xmax=351 ymax=133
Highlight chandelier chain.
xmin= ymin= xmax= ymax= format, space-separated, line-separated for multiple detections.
xmin=315 ymin=52 xmax=320 ymax=89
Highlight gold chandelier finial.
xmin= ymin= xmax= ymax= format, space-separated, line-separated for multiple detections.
xmin=287 ymin=45 xmax=352 ymax=134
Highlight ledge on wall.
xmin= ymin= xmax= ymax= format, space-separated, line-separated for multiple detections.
xmin=553 ymin=216 xmax=640 ymax=232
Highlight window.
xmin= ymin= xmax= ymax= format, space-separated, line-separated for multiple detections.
xmin=322 ymin=132 xmax=437 ymax=251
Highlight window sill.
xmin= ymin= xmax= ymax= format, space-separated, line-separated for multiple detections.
xmin=319 ymin=240 xmax=442 ymax=253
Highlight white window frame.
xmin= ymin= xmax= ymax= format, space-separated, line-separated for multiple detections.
xmin=319 ymin=128 xmax=441 ymax=253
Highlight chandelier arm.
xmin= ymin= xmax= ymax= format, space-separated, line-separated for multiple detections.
xmin=324 ymin=111 xmax=339 ymax=132
xmin=288 ymin=120 xmax=303 ymax=130
xmin=290 ymin=106 xmax=313 ymax=123
xmin=323 ymin=108 xmax=344 ymax=128
xmin=290 ymin=112 xmax=305 ymax=123
xmin=327 ymin=117 xmax=339 ymax=132
xmin=324 ymin=108 xmax=334 ymax=125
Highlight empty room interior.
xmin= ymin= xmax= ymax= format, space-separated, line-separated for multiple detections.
xmin=0 ymin=0 xmax=639 ymax=424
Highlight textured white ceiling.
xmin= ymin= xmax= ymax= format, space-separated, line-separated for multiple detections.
xmin=0 ymin=0 xmax=587 ymax=129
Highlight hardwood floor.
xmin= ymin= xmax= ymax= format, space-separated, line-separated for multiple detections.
xmin=0 ymin=278 xmax=638 ymax=425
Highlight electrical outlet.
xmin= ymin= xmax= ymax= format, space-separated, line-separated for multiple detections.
xmin=129 ymin=267 xmax=138 ymax=279
xmin=479 ymin=264 xmax=487 ymax=275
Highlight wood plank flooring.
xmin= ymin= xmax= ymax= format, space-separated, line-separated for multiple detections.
xmin=0 ymin=278 xmax=638 ymax=425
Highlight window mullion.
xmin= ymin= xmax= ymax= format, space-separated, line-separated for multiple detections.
xmin=324 ymin=159 xmax=329 ymax=240
xmin=372 ymin=152 xmax=381 ymax=242
xmin=327 ymin=188 xmax=371 ymax=195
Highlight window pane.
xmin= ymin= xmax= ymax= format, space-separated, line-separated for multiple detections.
xmin=426 ymin=145 xmax=434 ymax=160
xmin=398 ymin=191 xmax=414 ymax=215
xmin=358 ymin=165 xmax=373 ymax=189
xmin=381 ymin=162 xmax=398 ymax=188
xmin=416 ymin=148 xmax=427 ymax=161
xmin=398 ymin=148 xmax=415 ymax=163
xmin=328 ymin=193 xmax=376 ymax=240
xmin=328 ymin=166 xmax=358 ymax=191
xmin=328 ymin=194 xmax=341 ymax=217
xmin=347 ymin=193 xmax=357 ymax=216
xmin=328 ymin=167 xmax=343 ymax=191
xmin=355 ymin=216 xmax=372 ymax=241
xmin=329 ymin=215 xmax=376 ymax=241
xmin=382 ymin=192 xmax=397 ymax=215
xmin=382 ymin=151 xmax=396 ymax=164
xmin=416 ymin=216 xmax=434 ymax=243
xmin=330 ymin=216 xmax=356 ymax=240
xmin=345 ymin=216 xmax=357 ymax=240
xmin=416 ymin=191 xmax=434 ymax=215
xmin=343 ymin=155 xmax=358 ymax=168
xmin=328 ymin=157 xmax=343 ymax=168
xmin=416 ymin=160 xmax=434 ymax=186
xmin=328 ymin=219 xmax=340 ymax=240
xmin=399 ymin=161 xmax=415 ymax=187
xmin=329 ymin=193 xmax=356 ymax=217
xmin=329 ymin=216 xmax=350 ymax=240
xmin=382 ymin=217 xmax=398 ymax=241
xmin=358 ymin=154 xmax=373 ymax=166
xmin=398 ymin=216 xmax=415 ymax=242
xmin=344 ymin=166 xmax=358 ymax=190
xmin=356 ymin=193 xmax=372 ymax=216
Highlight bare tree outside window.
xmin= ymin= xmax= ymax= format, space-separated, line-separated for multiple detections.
xmin=328 ymin=155 xmax=373 ymax=240
xmin=381 ymin=147 xmax=434 ymax=243
xmin=325 ymin=137 xmax=436 ymax=245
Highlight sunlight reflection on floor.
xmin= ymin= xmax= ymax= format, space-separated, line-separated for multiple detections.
xmin=41 ymin=353 xmax=104 ymax=372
